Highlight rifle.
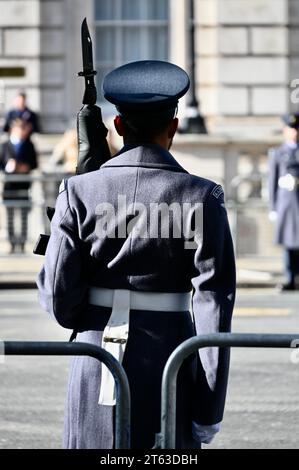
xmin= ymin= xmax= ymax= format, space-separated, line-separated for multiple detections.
xmin=34 ymin=18 xmax=111 ymax=255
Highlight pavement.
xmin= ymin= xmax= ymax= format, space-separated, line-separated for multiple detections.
xmin=0 ymin=287 xmax=298 ymax=449
xmin=1 ymin=244 xmax=298 ymax=449
xmin=210 ymin=288 xmax=299 ymax=449
xmin=0 ymin=250 xmax=43 ymax=288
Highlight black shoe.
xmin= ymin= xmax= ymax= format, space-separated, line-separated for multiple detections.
xmin=9 ymin=244 xmax=16 ymax=254
xmin=20 ymin=243 xmax=25 ymax=253
xmin=278 ymin=282 xmax=295 ymax=292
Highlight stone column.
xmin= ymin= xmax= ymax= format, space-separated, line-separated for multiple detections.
xmin=39 ymin=0 xmax=93 ymax=132
xmin=169 ymin=0 xmax=189 ymax=119
xmin=169 ymin=0 xmax=188 ymax=71
xmin=40 ymin=0 xmax=67 ymax=133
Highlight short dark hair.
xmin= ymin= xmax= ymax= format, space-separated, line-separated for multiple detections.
xmin=118 ymin=106 xmax=177 ymax=141
xmin=17 ymin=91 xmax=26 ymax=100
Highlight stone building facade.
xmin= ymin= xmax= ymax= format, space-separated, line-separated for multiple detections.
xmin=0 ymin=0 xmax=298 ymax=134
xmin=194 ymin=0 xmax=299 ymax=135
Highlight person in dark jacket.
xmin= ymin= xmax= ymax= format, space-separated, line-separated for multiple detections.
xmin=268 ymin=113 xmax=299 ymax=290
xmin=0 ymin=119 xmax=38 ymax=253
xmin=37 ymin=61 xmax=236 ymax=449
xmin=3 ymin=91 xmax=40 ymax=135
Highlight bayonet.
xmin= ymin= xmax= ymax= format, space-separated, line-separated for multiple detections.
xmin=78 ymin=18 xmax=97 ymax=105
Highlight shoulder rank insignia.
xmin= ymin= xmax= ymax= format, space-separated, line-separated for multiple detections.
xmin=211 ymin=185 xmax=224 ymax=199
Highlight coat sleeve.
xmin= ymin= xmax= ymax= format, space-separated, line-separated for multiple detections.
xmin=30 ymin=110 xmax=40 ymax=134
xmin=3 ymin=112 xmax=11 ymax=133
xmin=36 ymin=181 xmax=89 ymax=329
xmin=0 ymin=143 xmax=5 ymax=170
xmin=28 ymin=140 xmax=38 ymax=170
xmin=191 ymin=186 xmax=236 ymax=425
xmin=18 ymin=140 xmax=37 ymax=170
xmin=268 ymin=148 xmax=279 ymax=212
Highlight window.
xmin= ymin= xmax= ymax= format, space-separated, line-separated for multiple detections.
xmin=94 ymin=0 xmax=169 ymax=102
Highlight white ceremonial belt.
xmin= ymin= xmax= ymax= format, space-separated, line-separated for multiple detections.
xmin=278 ymin=174 xmax=299 ymax=191
xmin=88 ymin=287 xmax=192 ymax=407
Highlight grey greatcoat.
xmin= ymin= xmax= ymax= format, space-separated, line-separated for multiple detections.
xmin=37 ymin=143 xmax=236 ymax=449
xmin=268 ymin=143 xmax=299 ymax=248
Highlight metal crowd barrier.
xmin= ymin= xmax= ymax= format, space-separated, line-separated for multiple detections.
xmin=3 ymin=341 xmax=131 ymax=449
xmin=0 ymin=173 xmax=71 ymax=183
xmin=0 ymin=171 xmax=72 ymax=241
xmin=155 ymin=332 xmax=299 ymax=449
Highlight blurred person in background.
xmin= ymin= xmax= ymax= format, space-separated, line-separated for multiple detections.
xmin=268 ymin=114 xmax=299 ymax=291
xmin=3 ymin=91 xmax=40 ymax=136
xmin=0 ymin=119 xmax=38 ymax=253
xmin=43 ymin=128 xmax=78 ymax=214
xmin=47 ymin=125 xmax=117 ymax=176
xmin=48 ymin=128 xmax=78 ymax=175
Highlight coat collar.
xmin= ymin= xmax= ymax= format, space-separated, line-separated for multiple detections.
xmin=101 ymin=144 xmax=188 ymax=174
xmin=283 ymin=141 xmax=298 ymax=150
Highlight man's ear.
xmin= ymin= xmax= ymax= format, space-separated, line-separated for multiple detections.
xmin=114 ymin=115 xmax=124 ymax=136
xmin=168 ymin=118 xmax=178 ymax=139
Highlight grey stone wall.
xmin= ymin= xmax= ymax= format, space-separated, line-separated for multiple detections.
xmin=0 ymin=0 xmax=90 ymax=133
xmin=40 ymin=0 xmax=66 ymax=132
xmin=39 ymin=0 xmax=92 ymax=132
xmin=0 ymin=0 xmax=298 ymax=134
xmin=195 ymin=0 xmax=293 ymax=133
xmin=0 ymin=0 xmax=41 ymax=117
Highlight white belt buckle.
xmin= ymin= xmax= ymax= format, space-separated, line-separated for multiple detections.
xmin=99 ymin=290 xmax=130 ymax=406
xmin=278 ymin=174 xmax=296 ymax=191
xmin=103 ymin=336 xmax=127 ymax=345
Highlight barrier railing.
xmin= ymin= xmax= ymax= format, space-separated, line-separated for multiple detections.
xmin=3 ymin=341 xmax=131 ymax=449
xmin=0 ymin=171 xmax=72 ymax=244
xmin=0 ymin=172 xmax=273 ymax=258
xmin=155 ymin=332 xmax=299 ymax=449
